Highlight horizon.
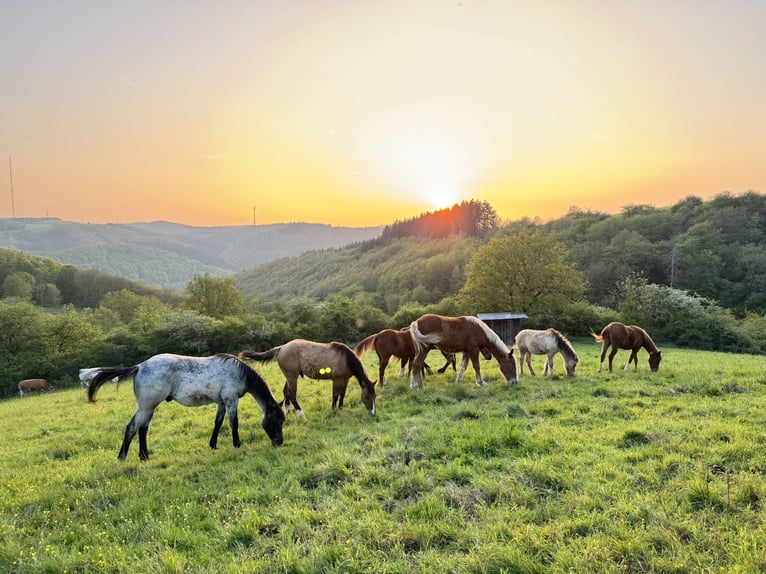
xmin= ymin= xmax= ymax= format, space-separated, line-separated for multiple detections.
xmin=2 ymin=1 xmax=765 ymax=227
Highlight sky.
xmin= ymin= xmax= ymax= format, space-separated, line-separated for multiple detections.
xmin=2 ymin=1 xmax=765 ymax=228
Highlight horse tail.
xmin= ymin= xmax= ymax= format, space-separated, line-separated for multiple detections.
xmin=410 ymin=318 xmax=441 ymax=350
xmin=87 ymin=366 xmax=138 ymax=403
xmin=238 ymin=347 xmax=280 ymax=365
xmin=354 ymin=333 xmax=377 ymax=356
xmin=590 ymin=330 xmax=604 ymax=343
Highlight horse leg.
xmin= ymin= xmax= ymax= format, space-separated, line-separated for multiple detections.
xmin=379 ymin=354 xmax=390 ymax=386
xmin=454 ymin=354 xmax=470 ymax=385
xmin=210 ymin=402 xmax=226 ymax=449
xmin=284 ymin=377 xmax=304 ymax=417
xmin=543 ymin=353 xmax=554 ymax=376
xmin=607 ymin=348 xmax=619 ymax=373
xmin=410 ymin=350 xmax=426 ymax=389
xmin=436 ymin=352 xmax=455 ymax=373
xmin=625 ymin=350 xmax=638 ymax=371
xmin=525 ymin=351 xmax=537 ymax=376
xmin=227 ymin=399 xmax=241 ymax=447
xmin=598 ymin=343 xmax=610 ymax=372
xmin=332 ymin=378 xmax=349 ymax=409
xmin=469 ymin=353 xmax=485 ymax=386
xmin=120 ymin=408 xmax=154 ymax=461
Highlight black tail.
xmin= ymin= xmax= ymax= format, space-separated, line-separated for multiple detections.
xmin=238 ymin=347 xmax=280 ymax=365
xmin=87 ymin=366 xmax=138 ymax=403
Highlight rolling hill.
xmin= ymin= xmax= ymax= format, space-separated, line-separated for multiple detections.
xmin=0 ymin=218 xmax=382 ymax=290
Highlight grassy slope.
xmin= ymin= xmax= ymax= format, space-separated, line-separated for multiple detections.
xmin=1 ymin=342 xmax=765 ymax=573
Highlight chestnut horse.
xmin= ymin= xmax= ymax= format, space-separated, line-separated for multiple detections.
xmin=591 ymin=322 xmax=662 ymax=372
xmin=239 ymin=339 xmax=376 ymax=416
xmin=409 ymin=314 xmax=518 ymax=389
xmin=354 ymin=328 xmax=456 ymax=386
xmin=515 ymin=328 xmax=579 ymax=377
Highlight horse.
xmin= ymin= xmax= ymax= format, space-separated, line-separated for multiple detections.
xmin=239 ymin=339 xmax=377 ymax=416
xmin=354 ymin=328 xmax=456 ymax=386
xmin=514 ymin=328 xmax=579 ymax=377
xmin=409 ymin=314 xmax=518 ymax=389
xmin=79 ymin=367 xmax=118 ymax=386
xmin=591 ymin=322 xmax=662 ymax=372
xmin=18 ymin=378 xmax=53 ymax=397
xmin=87 ymin=353 xmax=285 ymax=461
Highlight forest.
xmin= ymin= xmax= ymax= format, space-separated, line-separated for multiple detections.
xmin=0 ymin=194 xmax=764 ymax=397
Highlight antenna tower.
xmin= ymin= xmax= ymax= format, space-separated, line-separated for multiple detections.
xmin=8 ymin=157 xmax=15 ymax=217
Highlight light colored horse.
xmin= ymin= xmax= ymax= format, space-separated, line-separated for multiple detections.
xmin=87 ymin=353 xmax=285 ymax=461
xmin=239 ymin=339 xmax=377 ymax=416
xmin=514 ymin=328 xmax=579 ymax=376
xmin=409 ymin=314 xmax=518 ymax=389
xmin=592 ymin=322 xmax=662 ymax=372
xmin=18 ymin=378 xmax=53 ymax=397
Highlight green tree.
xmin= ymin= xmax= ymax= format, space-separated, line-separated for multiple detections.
xmin=183 ymin=273 xmax=244 ymax=319
xmin=44 ymin=306 xmax=102 ymax=353
xmin=458 ymin=232 xmax=585 ymax=323
xmin=2 ymin=271 xmax=35 ymax=301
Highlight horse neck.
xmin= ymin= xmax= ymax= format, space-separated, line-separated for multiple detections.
xmin=639 ymin=330 xmax=658 ymax=353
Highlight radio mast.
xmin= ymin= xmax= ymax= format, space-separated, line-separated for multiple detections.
xmin=8 ymin=157 xmax=15 ymax=217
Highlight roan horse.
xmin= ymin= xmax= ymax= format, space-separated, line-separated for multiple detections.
xmin=354 ymin=328 xmax=456 ymax=386
xmin=18 ymin=378 xmax=53 ymax=397
xmin=409 ymin=314 xmax=518 ymax=389
xmin=87 ymin=353 xmax=285 ymax=461
xmin=514 ymin=328 xmax=579 ymax=377
xmin=239 ymin=339 xmax=377 ymax=416
xmin=591 ymin=322 xmax=662 ymax=372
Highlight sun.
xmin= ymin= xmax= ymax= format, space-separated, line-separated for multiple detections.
xmin=427 ymin=189 xmax=460 ymax=211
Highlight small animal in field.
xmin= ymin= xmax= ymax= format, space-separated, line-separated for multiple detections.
xmin=515 ymin=328 xmax=579 ymax=376
xmin=354 ymin=327 xmax=456 ymax=386
xmin=591 ymin=322 xmax=662 ymax=372
xmin=239 ymin=339 xmax=377 ymax=416
xmin=409 ymin=313 xmax=518 ymax=389
xmin=18 ymin=378 xmax=54 ymax=397
xmin=87 ymin=353 xmax=285 ymax=461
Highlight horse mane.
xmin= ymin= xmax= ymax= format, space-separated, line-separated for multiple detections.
xmin=631 ymin=326 xmax=660 ymax=353
xmin=464 ymin=316 xmax=509 ymax=357
xmin=331 ymin=342 xmax=375 ymax=388
xmin=218 ymin=354 xmax=280 ymax=410
xmin=549 ymin=329 xmax=578 ymax=360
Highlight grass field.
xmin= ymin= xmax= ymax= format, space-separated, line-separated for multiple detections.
xmin=1 ymin=340 xmax=765 ymax=573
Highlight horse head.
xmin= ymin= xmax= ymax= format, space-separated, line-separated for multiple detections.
xmin=499 ymin=349 xmax=518 ymax=384
xmin=360 ymin=380 xmax=377 ymax=416
xmin=648 ymin=350 xmax=662 ymax=372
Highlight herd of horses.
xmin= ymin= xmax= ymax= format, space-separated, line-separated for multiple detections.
xmin=29 ymin=315 xmax=663 ymax=461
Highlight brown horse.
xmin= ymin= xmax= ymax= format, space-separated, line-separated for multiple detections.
xmin=18 ymin=378 xmax=53 ymax=397
xmin=515 ymin=328 xmax=579 ymax=376
xmin=354 ymin=328 xmax=456 ymax=386
xmin=591 ymin=322 xmax=662 ymax=372
xmin=409 ymin=314 xmax=518 ymax=389
xmin=239 ymin=339 xmax=377 ymax=416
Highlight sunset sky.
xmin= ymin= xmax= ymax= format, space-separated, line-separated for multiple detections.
xmin=2 ymin=1 xmax=765 ymax=227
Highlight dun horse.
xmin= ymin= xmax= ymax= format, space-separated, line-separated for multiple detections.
xmin=515 ymin=328 xmax=579 ymax=376
xmin=87 ymin=353 xmax=285 ymax=461
xmin=409 ymin=314 xmax=518 ymax=389
xmin=354 ymin=328 xmax=456 ymax=386
xmin=239 ymin=339 xmax=377 ymax=416
xmin=18 ymin=378 xmax=53 ymax=397
xmin=591 ymin=322 xmax=662 ymax=372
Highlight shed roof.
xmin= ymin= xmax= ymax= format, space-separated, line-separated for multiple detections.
xmin=477 ymin=312 xmax=528 ymax=320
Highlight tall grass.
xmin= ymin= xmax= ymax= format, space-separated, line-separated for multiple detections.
xmin=1 ymin=342 xmax=765 ymax=572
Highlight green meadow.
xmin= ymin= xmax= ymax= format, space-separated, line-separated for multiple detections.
xmin=2 ymin=342 xmax=765 ymax=573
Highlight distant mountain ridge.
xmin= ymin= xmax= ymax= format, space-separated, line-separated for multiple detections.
xmin=0 ymin=218 xmax=382 ymax=290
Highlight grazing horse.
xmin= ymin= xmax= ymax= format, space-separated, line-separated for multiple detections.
xmin=354 ymin=328 xmax=456 ymax=386
xmin=87 ymin=353 xmax=285 ymax=461
xmin=18 ymin=378 xmax=53 ymax=397
xmin=515 ymin=328 xmax=579 ymax=377
xmin=239 ymin=339 xmax=377 ymax=416
xmin=591 ymin=322 xmax=662 ymax=372
xmin=409 ymin=314 xmax=518 ymax=389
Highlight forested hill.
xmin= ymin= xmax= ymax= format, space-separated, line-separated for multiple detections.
xmin=0 ymin=218 xmax=382 ymax=290
xmin=236 ymin=192 xmax=766 ymax=316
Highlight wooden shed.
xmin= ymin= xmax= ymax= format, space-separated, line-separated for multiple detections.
xmin=477 ymin=312 xmax=528 ymax=345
